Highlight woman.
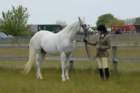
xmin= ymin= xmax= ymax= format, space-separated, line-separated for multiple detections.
xmin=84 ymin=24 xmax=111 ymax=80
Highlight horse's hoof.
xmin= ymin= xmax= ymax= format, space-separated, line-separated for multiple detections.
xmin=36 ymin=75 xmax=44 ymax=80
xmin=62 ymin=78 xmax=66 ymax=82
xmin=37 ymin=77 xmax=44 ymax=80
xmin=62 ymin=79 xmax=66 ymax=81
xmin=66 ymin=76 xmax=70 ymax=80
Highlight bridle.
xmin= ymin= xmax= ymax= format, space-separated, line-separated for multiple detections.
xmin=78 ymin=17 xmax=90 ymax=58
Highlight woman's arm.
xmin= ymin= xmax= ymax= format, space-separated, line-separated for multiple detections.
xmin=84 ymin=39 xmax=96 ymax=46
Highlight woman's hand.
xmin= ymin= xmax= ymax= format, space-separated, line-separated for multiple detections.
xmin=83 ymin=39 xmax=87 ymax=43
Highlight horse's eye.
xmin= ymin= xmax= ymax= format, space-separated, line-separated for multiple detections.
xmin=82 ymin=24 xmax=86 ymax=27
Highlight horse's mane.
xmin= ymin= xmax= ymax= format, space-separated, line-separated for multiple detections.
xmin=59 ymin=21 xmax=79 ymax=34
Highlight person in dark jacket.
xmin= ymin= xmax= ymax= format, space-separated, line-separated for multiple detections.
xmin=84 ymin=24 xmax=111 ymax=80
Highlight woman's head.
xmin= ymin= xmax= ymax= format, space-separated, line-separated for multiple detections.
xmin=97 ymin=24 xmax=108 ymax=34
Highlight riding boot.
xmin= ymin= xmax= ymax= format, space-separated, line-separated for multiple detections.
xmin=105 ymin=68 xmax=110 ymax=80
xmin=98 ymin=69 xmax=104 ymax=80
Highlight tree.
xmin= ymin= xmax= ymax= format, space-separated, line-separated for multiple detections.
xmin=134 ymin=17 xmax=140 ymax=25
xmin=96 ymin=13 xmax=124 ymax=27
xmin=0 ymin=5 xmax=29 ymax=36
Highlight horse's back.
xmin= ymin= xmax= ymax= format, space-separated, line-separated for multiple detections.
xmin=30 ymin=30 xmax=55 ymax=49
xmin=31 ymin=30 xmax=55 ymax=40
xmin=34 ymin=30 xmax=54 ymax=36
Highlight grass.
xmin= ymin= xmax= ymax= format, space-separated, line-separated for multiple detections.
xmin=0 ymin=39 xmax=140 ymax=93
xmin=0 ymin=48 xmax=28 ymax=56
xmin=1 ymin=46 xmax=140 ymax=57
xmin=0 ymin=61 xmax=140 ymax=93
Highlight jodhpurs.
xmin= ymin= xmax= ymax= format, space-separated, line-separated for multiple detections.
xmin=96 ymin=57 xmax=109 ymax=69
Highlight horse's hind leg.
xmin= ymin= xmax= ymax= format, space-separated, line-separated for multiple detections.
xmin=35 ymin=50 xmax=45 ymax=79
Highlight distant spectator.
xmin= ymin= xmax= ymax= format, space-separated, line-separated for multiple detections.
xmin=115 ymin=29 xmax=122 ymax=34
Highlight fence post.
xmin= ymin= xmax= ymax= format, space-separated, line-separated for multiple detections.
xmin=112 ymin=46 xmax=118 ymax=73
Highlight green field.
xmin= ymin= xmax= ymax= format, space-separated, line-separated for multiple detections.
xmin=0 ymin=61 xmax=140 ymax=93
xmin=0 ymin=39 xmax=140 ymax=93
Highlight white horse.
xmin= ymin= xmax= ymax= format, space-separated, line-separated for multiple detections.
xmin=24 ymin=18 xmax=87 ymax=81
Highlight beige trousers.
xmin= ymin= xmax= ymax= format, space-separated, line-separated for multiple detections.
xmin=96 ymin=57 xmax=109 ymax=69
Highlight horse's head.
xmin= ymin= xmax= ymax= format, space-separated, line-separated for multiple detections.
xmin=78 ymin=17 xmax=91 ymax=58
xmin=59 ymin=17 xmax=89 ymax=41
xmin=78 ymin=17 xmax=89 ymax=33
xmin=78 ymin=17 xmax=89 ymax=38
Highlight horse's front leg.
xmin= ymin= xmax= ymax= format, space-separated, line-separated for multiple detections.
xmin=65 ymin=52 xmax=72 ymax=80
xmin=60 ymin=52 xmax=67 ymax=81
xmin=35 ymin=51 xmax=45 ymax=79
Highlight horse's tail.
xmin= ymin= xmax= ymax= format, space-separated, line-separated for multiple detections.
xmin=24 ymin=44 xmax=36 ymax=74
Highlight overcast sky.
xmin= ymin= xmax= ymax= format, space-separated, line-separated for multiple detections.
xmin=0 ymin=0 xmax=140 ymax=25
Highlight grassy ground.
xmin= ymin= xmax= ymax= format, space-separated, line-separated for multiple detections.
xmin=0 ymin=61 xmax=140 ymax=93
xmin=0 ymin=39 xmax=140 ymax=93
xmin=0 ymin=46 xmax=140 ymax=57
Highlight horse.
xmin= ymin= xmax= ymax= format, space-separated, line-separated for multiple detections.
xmin=24 ymin=18 xmax=88 ymax=81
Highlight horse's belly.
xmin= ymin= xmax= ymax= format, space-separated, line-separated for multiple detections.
xmin=42 ymin=44 xmax=58 ymax=53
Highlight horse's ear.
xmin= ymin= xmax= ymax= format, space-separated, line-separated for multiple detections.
xmin=78 ymin=17 xmax=82 ymax=24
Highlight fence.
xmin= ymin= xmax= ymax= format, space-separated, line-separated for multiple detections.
xmin=0 ymin=33 xmax=140 ymax=71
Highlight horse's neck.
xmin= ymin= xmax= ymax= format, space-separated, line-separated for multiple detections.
xmin=58 ymin=22 xmax=79 ymax=41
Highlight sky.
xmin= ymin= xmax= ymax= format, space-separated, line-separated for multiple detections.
xmin=0 ymin=0 xmax=140 ymax=25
